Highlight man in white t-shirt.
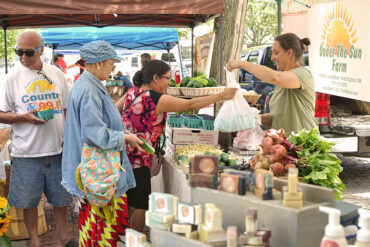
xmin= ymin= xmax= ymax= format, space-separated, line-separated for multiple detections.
xmin=0 ymin=31 xmax=75 ymax=247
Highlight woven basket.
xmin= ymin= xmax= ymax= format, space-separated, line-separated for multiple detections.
xmin=167 ymin=87 xmax=183 ymax=96
xmin=180 ymin=86 xmax=225 ymax=97
xmin=243 ymin=94 xmax=261 ymax=105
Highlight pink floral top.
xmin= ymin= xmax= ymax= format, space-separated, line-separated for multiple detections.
xmin=122 ymin=87 xmax=167 ymax=168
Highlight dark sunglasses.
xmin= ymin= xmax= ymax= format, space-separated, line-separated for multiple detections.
xmin=14 ymin=46 xmax=41 ymax=57
xmin=37 ymin=71 xmax=54 ymax=84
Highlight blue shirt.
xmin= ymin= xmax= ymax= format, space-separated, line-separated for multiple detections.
xmin=61 ymin=70 xmax=135 ymax=198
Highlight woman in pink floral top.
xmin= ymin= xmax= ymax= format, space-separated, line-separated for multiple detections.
xmin=117 ymin=60 xmax=237 ymax=232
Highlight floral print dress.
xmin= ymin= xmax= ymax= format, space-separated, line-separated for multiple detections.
xmin=122 ymin=87 xmax=167 ymax=168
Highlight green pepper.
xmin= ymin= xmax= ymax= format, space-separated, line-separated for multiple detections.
xmin=186 ymin=80 xmax=195 ymax=87
xmin=180 ymin=76 xmax=191 ymax=87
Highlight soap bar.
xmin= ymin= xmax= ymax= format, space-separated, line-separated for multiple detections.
xmin=146 ymin=211 xmax=175 ymax=224
xmin=245 ymin=208 xmax=257 ymax=234
xmin=199 ymin=224 xmax=226 ymax=243
xmin=172 ymin=223 xmax=197 ymax=234
xmin=283 ymin=191 xmax=303 ymax=201
xmin=204 ymin=203 xmax=223 ymax=232
xmin=287 ymin=167 xmax=299 ymax=193
xmin=226 ymin=226 xmax=237 ymax=247
xmin=177 ymin=202 xmax=202 ymax=225
xmin=188 ymin=174 xmax=218 ymax=188
xmin=224 ymin=169 xmax=255 ymax=192
xmin=283 ymin=199 xmax=303 ymax=208
xmin=126 ymin=228 xmax=147 ymax=247
xmin=254 ymin=169 xmax=267 ymax=198
xmin=220 ymin=173 xmax=246 ymax=195
xmin=191 ymin=155 xmax=219 ymax=175
xmin=145 ymin=211 xmax=173 ymax=230
xmin=256 ymin=229 xmax=271 ymax=243
xmin=149 ymin=192 xmax=178 ymax=217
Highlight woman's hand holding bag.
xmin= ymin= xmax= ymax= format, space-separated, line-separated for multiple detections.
xmin=214 ymin=68 xmax=255 ymax=132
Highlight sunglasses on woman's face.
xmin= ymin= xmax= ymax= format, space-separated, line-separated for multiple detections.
xmin=14 ymin=46 xmax=41 ymax=57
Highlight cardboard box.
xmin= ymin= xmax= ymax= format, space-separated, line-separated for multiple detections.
xmin=166 ymin=126 xmax=219 ymax=145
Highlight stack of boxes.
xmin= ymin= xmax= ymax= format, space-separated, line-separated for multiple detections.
xmin=239 ymin=209 xmax=271 ymax=247
xmin=172 ymin=202 xmax=202 ymax=239
xmin=188 ymin=155 xmax=219 ymax=188
xmin=283 ymin=168 xmax=303 ymax=208
xmin=145 ymin=193 xmax=178 ymax=231
xmin=165 ymin=114 xmax=219 ymax=157
xmin=198 ymin=203 xmax=227 ymax=246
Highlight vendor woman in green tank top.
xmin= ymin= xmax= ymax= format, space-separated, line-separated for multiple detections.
xmin=227 ymin=33 xmax=318 ymax=135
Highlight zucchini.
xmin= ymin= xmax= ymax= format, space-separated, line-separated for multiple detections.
xmin=139 ymin=138 xmax=155 ymax=154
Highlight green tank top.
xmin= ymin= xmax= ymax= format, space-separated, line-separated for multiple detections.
xmin=269 ymin=66 xmax=318 ymax=135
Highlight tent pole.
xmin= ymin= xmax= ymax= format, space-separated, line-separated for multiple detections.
xmin=3 ymin=27 xmax=8 ymax=74
xmin=177 ymin=43 xmax=184 ymax=80
xmin=219 ymin=14 xmax=224 ymax=84
xmin=191 ymin=27 xmax=194 ymax=77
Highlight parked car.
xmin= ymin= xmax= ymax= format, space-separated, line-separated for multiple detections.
xmin=239 ymin=45 xmax=276 ymax=112
xmin=239 ymin=45 xmax=309 ymax=113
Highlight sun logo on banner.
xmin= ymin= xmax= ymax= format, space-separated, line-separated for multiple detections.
xmin=321 ymin=3 xmax=359 ymax=55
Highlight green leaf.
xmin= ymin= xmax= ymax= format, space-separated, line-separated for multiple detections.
xmin=0 ymin=235 xmax=12 ymax=247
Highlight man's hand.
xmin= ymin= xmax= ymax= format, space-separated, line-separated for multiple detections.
xmin=125 ymin=134 xmax=144 ymax=152
xmin=24 ymin=109 xmax=46 ymax=125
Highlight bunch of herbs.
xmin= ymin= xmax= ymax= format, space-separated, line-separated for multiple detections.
xmin=287 ymin=128 xmax=345 ymax=200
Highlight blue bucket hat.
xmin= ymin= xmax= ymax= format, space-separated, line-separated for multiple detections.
xmin=80 ymin=40 xmax=123 ymax=64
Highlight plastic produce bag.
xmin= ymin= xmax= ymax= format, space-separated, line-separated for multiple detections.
xmin=233 ymin=108 xmax=264 ymax=150
xmin=214 ymin=69 xmax=255 ymax=132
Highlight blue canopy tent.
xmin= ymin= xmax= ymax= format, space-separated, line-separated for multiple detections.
xmin=40 ymin=26 xmax=186 ymax=77
xmin=40 ymin=26 xmax=179 ymax=51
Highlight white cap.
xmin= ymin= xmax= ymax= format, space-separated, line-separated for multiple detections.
xmin=319 ymin=206 xmax=345 ymax=238
xmin=357 ymin=208 xmax=370 ymax=243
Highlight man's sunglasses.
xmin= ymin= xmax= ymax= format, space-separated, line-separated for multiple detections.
xmin=14 ymin=46 xmax=41 ymax=57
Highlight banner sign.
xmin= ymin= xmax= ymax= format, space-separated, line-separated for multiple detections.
xmin=309 ymin=0 xmax=370 ymax=102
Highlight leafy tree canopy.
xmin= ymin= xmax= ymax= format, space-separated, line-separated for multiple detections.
xmin=244 ymin=0 xmax=277 ymax=47
xmin=0 ymin=29 xmax=21 ymax=61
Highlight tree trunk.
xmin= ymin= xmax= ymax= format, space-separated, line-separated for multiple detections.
xmin=210 ymin=0 xmax=248 ymax=85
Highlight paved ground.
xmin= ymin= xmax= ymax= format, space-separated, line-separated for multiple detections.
xmin=11 ymin=155 xmax=370 ymax=246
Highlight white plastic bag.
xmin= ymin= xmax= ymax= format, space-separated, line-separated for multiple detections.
xmin=214 ymin=69 xmax=255 ymax=132
xmin=233 ymin=108 xmax=264 ymax=150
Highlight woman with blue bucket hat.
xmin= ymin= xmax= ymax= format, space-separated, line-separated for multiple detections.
xmin=62 ymin=40 xmax=143 ymax=246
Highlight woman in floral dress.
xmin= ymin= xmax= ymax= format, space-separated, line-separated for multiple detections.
xmin=116 ymin=60 xmax=237 ymax=232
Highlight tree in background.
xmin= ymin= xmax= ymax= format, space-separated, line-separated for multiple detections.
xmin=244 ymin=0 xmax=277 ymax=47
xmin=0 ymin=29 xmax=21 ymax=61
xmin=210 ymin=0 xmax=248 ymax=84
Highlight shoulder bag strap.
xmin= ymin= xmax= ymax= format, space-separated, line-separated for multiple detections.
xmin=123 ymin=90 xmax=148 ymax=112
